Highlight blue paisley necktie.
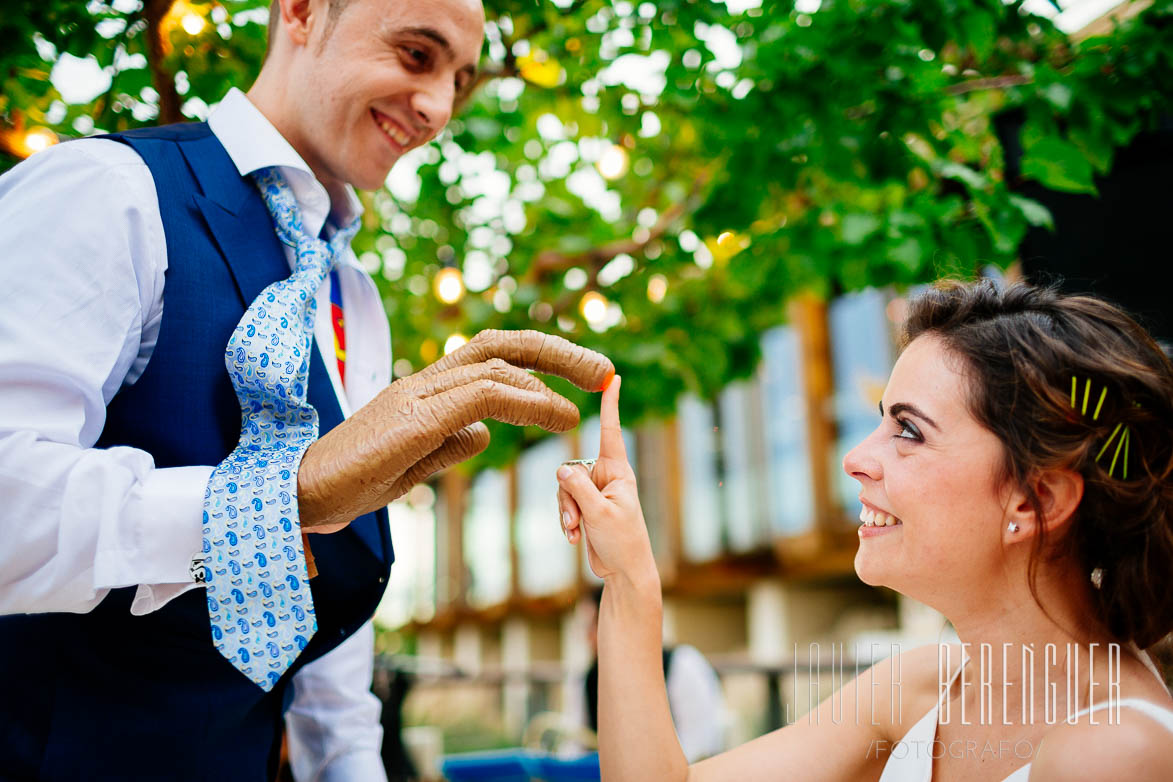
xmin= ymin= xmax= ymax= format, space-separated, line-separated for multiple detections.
xmin=201 ymin=167 xmax=359 ymax=691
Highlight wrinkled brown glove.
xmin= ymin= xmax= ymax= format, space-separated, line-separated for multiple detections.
xmin=298 ymin=329 xmax=614 ymax=533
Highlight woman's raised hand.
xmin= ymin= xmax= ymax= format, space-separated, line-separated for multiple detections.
xmin=556 ymin=376 xmax=657 ymax=583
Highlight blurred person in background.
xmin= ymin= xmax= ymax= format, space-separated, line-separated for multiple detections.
xmin=565 ymin=586 xmax=725 ymax=762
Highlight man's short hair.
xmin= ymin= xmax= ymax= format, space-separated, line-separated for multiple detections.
xmin=264 ymin=0 xmax=354 ymax=59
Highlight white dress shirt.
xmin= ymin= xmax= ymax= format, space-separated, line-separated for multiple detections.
xmin=0 ymin=88 xmax=390 ymax=782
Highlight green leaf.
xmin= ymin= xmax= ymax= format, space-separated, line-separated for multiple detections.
xmin=1021 ymin=136 xmax=1098 ymax=194
xmin=887 ymin=237 xmax=924 ymax=273
xmin=938 ymin=162 xmax=988 ymax=191
xmin=1043 ymin=83 xmax=1073 ymax=112
xmin=1008 ymin=194 xmax=1054 ymax=230
xmin=962 ymin=11 xmax=997 ymax=61
xmin=840 ymin=213 xmax=880 ymax=245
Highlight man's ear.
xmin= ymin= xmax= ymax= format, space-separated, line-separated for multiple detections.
xmin=275 ymin=0 xmax=319 ymax=48
xmin=1006 ymin=468 xmax=1084 ymax=541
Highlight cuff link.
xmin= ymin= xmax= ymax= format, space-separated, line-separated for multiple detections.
xmin=189 ymin=556 xmax=208 ymax=584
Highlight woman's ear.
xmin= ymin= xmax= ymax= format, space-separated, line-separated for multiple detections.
xmin=1006 ymin=468 xmax=1084 ymax=541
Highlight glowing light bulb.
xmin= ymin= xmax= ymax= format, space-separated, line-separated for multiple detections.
xmin=23 ymin=127 xmax=57 ymax=155
xmin=444 ymin=333 xmax=469 ymax=355
xmin=647 ymin=274 xmax=668 ymax=303
xmin=181 ymin=11 xmax=206 ymax=35
xmin=596 ymin=145 xmax=629 ymax=180
xmin=433 ymin=267 xmax=465 ymax=304
xmin=580 ymin=291 xmax=608 ymax=325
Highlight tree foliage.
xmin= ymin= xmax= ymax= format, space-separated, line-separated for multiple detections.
xmin=4 ymin=0 xmax=1171 ymax=466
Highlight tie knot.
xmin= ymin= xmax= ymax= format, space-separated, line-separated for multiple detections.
xmin=253 ymin=167 xmax=306 ymax=245
xmin=253 ymin=167 xmax=361 ymax=277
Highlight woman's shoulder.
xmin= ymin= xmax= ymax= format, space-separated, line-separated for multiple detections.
xmin=888 ymin=642 xmax=964 ymax=698
xmin=1029 ymin=697 xmax=1173 ymax=781
xmin=849 ymin=643 xmax=960 ymax=737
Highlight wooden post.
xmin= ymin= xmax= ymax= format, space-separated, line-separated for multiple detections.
xmin=507 ymin=463 xmax=521 ymax=599
xmin=442 ymin=470 xmax=468 ymax=610
xmin=789 ymin=294 xmax=837 ymax=536
xmin=662 ymin=416 xmax=685 ymax=584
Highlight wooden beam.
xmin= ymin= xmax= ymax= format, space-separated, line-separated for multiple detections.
xmin=789 ymin=294 xmax=838 ymax=537
xmin=442 ymin=470 xmax=468 ymax=611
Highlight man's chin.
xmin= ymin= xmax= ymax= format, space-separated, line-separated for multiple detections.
xmin=348 ymin=164 xmax=394 ymax=192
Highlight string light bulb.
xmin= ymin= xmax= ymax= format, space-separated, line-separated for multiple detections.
xmin=444 ymin=333 xmax=469 ymax=355
xmin=596 ymin=145 xmax=629 ymax=180
xmin=22 ymin=127 xmax=57 ymax=156
xmin=580 ymin=291 xmax=608 ymax=325
xmin=647 ymin=274 xmax=668 ymax=303
xmin=433 ymin=267 xmax=465 ymax=304
xmin=181 ymin=10 xmax=206 ymax=35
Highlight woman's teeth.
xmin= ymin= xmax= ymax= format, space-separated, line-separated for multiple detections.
xmin=375 ymin=114 xmax=411 ymax=146
xmin=859 ymin=507 xmax=902 ymax=527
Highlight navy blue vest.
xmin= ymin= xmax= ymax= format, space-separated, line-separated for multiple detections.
xmin=0 ymin=123 xmax=393 ymax=781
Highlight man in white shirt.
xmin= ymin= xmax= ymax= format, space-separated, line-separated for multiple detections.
xmin=568 ymin=588 xmax=727 ymax=762
xmin=0 ymin=1 xmax=614 ymax=779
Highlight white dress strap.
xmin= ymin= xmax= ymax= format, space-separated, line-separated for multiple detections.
xmin=1070 ymin=697 xmax=1173 ymax=732
xmin=877 ymin=650 xmax=968 ymax=782
xmin=1067 ymin=644 xmax=1173 ymax=730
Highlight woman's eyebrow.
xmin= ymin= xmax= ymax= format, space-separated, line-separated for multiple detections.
xmin=879 ymin=400 xmax=941 ymax=431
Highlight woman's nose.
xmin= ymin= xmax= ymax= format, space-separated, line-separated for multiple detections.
xmin=843 ymin=426 xmax=883 ymax=484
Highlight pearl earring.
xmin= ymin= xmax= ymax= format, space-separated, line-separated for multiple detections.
xmin=1008 ymin=522 xmax=1019 ymax=533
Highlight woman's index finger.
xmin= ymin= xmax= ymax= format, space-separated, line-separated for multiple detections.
xmin=598 ymin=375 xmax=628 ymax=462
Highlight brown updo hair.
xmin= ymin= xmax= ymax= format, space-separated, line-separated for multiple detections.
xmin=903 ymin=279 xmax=1173 ymax=648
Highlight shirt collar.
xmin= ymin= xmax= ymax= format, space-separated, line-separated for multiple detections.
xmin=207 ymin=88 xmax=364 ymax=237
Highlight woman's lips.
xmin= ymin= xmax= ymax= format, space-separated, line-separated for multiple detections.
xmin=858 ymin=500 xmax=902 ymax=538
xmin=858 ymin=522 xmax=903 ymax=539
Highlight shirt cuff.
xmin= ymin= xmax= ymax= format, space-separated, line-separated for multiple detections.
xmin=93 ymin=464 xmax=212 ymax=613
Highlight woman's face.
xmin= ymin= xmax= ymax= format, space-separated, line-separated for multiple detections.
xmin=843 ymin=335 xmax=1013 ymax=606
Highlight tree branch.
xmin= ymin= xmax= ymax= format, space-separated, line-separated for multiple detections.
xmin=526 ymin=165 xmax=715 ymax=284
xmin=143 ymin=0 xmax=183 ymax=124
xmin=944 ymin=74 xmax=1033 ymax=95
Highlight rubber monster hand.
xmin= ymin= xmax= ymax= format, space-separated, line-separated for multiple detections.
xmin=298 ymin=329 xmax=615 ymax=532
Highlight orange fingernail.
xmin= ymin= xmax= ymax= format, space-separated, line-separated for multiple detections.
xmin=599 ymin=368 xmax=616 ymax=392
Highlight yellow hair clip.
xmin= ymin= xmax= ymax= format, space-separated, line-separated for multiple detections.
xmin=1073 ymin=376 xmax=1135 ymax=479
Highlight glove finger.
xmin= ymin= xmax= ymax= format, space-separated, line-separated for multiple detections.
xmin=420 ymin=378 xmax=581 ymax=434
xmin=415 ymin=329 xmax=615 ymax=392
xmin=385 ymin=423 xmax=490 ymax=501
xmin=400 ymin=358 xmax=558 ymax=400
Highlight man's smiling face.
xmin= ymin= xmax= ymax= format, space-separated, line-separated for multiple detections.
xmin=284 ymin=0 xmax=484 ymax=192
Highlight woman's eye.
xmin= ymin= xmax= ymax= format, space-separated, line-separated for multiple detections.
xmin=894 ymin=418 xmax=922 ymax=441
